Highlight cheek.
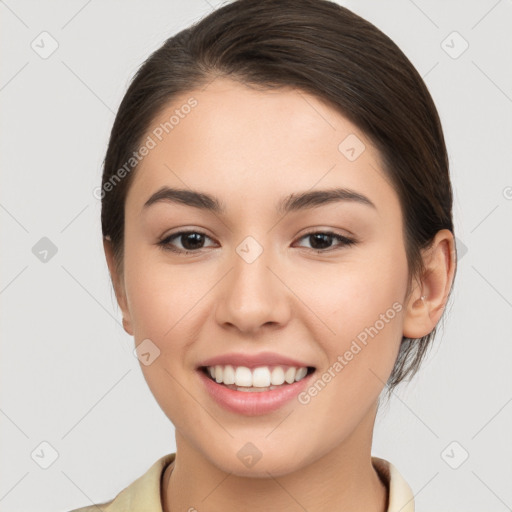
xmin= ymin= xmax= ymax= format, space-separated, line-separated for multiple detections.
xmin=322 ymin=264 xmax=405 ymax=331
xmin=301 ymin=268 xmax=406 ymax=428
xmin=316 ymin=248 xmax=407 ymax=374
xmin=123 ymin=254 xmax=202 ymax=427
xmin=123 ymin=240 xmax=195 ymax=339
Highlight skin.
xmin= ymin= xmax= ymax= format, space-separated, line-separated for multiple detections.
xmin=104 ymin=77 xmax=456 ymax=512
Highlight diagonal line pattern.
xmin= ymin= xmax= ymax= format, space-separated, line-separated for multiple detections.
xmin=368 ymin=368 xmax=439 ymax=438
xmin=0 ymin=202 xmax=29 ymax=232
xmin=265 ymin=410 xmax=294 ymax=438
xmin=0 ymin=472 xmax=30 ymax=503
xmin=406 ymin=0 xmax=439 ymax=28
xmin=471 ymin=395 xmax=512 ymax=439
xmin=200 ymin=471 xmax=233 ymax=503
xmin=265 ymin=472 xmax=309 ymax=511
xmin=471 ymin=0 xmax=503 ymax=30
xmin=472 ymin=60 xmax=512 ymax=104
xmin=471 ymin=265 xmax=512 ymax=309
xmin=471 ymin=470 xmax=511 ymax=509
xmin=61 ymin=265 xmax=123 ymax=327
xmin=0 ymin=408 xmax=29 ymax=438
xmin=61 ymin=369 xmax=132 ymax=439
xmin=61 ymin=205 xmax=89 ymax=233
xmin=398 ymin=472 xmax=439 ymax=512
xmin=298 ymin=90 xmax=336 ymax=130
xmin=162 ymin=367 xmax=234 ymax=438
xmin=0 ymin=61 xmax=29 ymax=92
xmin=61 ymin=471 xmax=106 ymax=512
xmin=199 ymin=72 xmax=221 ymax=93
xmin=367 ymin=161 xmax=395 ymax=196
xmin=1 ymin=265 xmax=28 ymax=295
xmin=61 ymin=0 xmax=93 ymax=29
xmin=61 ymin=61 xmax=115 ymax=114
xmin=0 ymin=0 xmax=29 ymax=28
xmin=470 ymin=204 xmax=499 ymax=233
xmin=422 ymin=61 xmax=439 ymax=79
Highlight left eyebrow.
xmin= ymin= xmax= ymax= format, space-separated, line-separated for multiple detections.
xmin=142 ymin=186 xmax=377 ymax=215
xmin=277 ymin=187 xmax=377 ymax=214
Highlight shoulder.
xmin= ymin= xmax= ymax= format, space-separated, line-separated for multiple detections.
xmin=371 ymin=456 xmax=415 ymax=512
xmin=65 ymin=453 xmax=176 ymax=512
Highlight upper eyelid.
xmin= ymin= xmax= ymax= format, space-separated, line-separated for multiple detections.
xmin=161 ymin=229 xmax=355 ymax=248
xmin=162 ymin=229 xmax=215 ymax=243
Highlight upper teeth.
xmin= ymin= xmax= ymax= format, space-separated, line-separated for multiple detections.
xmin=207 ymin=365 xmax=308 ymax=387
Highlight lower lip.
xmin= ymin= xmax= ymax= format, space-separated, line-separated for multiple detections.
xmin=197 ymin=368 xmax=315 ymax=416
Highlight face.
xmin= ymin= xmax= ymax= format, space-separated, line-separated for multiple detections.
xmin=109 ymin=77 xmax=414 ymax=477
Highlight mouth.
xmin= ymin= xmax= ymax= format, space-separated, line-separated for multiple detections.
xmin=199 ymin=364 xmax=316 ymax=392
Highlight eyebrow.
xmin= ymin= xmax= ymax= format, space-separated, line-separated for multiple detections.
xmin=142 ymin=186 xmax=377 ymax=215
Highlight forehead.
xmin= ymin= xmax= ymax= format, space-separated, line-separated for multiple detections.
xmin=126 ymin=77 xmax=397 ymax=219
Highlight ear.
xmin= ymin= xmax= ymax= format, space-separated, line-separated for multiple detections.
xmin=103 ymin=237 xmax=133 ymax=336
xmin=402 ymin=229 xmax=457 ymax=339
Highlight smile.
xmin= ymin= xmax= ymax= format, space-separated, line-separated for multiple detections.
xmin=197 ymin=365 xmax=317 ymax=416
xmin=202 ymin=364 xmax=314 ymax=391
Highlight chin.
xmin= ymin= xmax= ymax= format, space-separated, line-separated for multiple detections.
xmin=205 ymin=443 xmax=309 ymax=478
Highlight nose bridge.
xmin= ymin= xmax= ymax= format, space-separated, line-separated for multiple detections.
xmin=231 ymin=233 xmax=278 ymax=305
xmin=215 ymin=233 xmax=288 ymax=331
xmin=234 ymin=236 xmax=273 ymax=290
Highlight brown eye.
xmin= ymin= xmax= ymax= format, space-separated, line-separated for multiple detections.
xmin=157 ymin=230 xmax=215 ymax=254
xmin=295 ymin=231 xmax=357 ymax=253
xmin=157 ymin=229 xmax=357 ymax=256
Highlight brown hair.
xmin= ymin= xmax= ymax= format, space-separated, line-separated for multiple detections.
xmin=100 ymin=0 xmax=457 ymax=400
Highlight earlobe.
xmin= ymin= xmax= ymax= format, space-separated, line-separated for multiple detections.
xmin=402 ymin=229 xmax=456 ymax=339
xmin=103 ymin=237 xmax=134 ymax=336
xmin=402 ymin=290 xmax=433 ymax=339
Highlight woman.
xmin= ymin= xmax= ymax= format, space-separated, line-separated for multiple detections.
xmin=70 ymin=0 xmax=457 ymax=510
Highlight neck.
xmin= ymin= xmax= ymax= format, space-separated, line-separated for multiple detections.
xmin=162 ymin=403 xmax=388 ymax=512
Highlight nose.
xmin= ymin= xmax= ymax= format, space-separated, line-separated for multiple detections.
xmin=214 ymin=245 xmax=291 ymax=335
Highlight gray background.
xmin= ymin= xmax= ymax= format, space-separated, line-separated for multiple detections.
xmin=1 ymin=1 xmax=511 ymax=511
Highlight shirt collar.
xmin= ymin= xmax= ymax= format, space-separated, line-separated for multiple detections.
xmin=372 ymin=456 xmax=415 ymax=512
xmin=98 ymin=453 xmax=414 ymax=512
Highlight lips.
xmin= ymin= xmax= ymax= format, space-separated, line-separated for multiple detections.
xmin=197 ymin=365 xmax=316 ymax=415
xmin=197 ymin=351 xmax=314 ymax=370
xmin=195 ymin=350 xmax=317 ymax=415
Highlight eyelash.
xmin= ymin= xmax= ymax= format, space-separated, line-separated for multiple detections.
xmin=157 ymin=229 xmax=357 ymax=255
